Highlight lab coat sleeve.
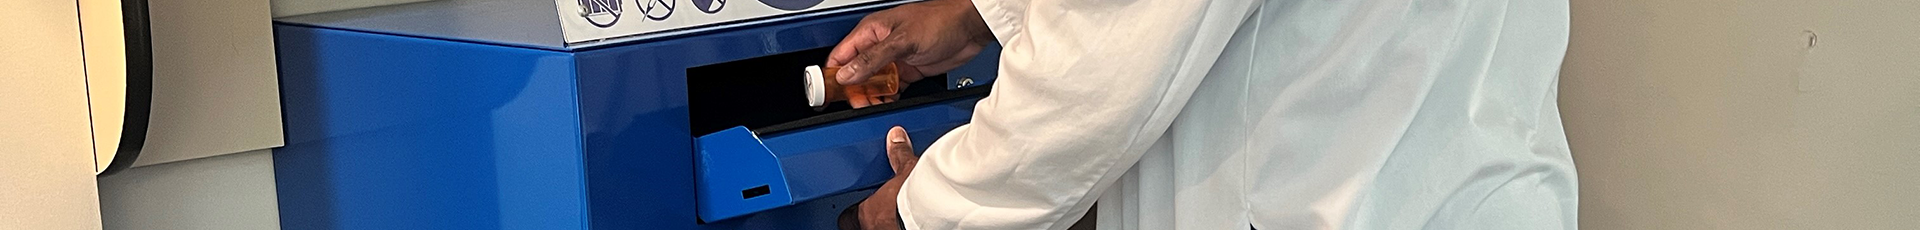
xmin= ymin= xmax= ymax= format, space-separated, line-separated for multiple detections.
xmin=896 ymin=0 xmax=1259 ymax=229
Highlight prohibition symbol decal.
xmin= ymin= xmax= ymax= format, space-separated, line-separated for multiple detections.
xmin=757 ymin=0 xmax=824 ymax=11
xmin=692 ymin=0 xmax=726 ymax=14
xmin=642 ymin=0 xmax=676 ymax=20
xmin=578 ymin=0 xmax=623 ymax=27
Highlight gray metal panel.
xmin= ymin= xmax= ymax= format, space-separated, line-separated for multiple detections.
xmin=100 ymin=150 xmax=280 ymax=230
xmin=275 ymin=0 xmax=566 ymax=50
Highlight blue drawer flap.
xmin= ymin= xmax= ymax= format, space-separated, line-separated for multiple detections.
xmin=695 ymin=97 xmax=979 ymax=221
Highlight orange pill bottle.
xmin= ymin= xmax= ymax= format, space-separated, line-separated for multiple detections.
xmin=804 ymin=64 xmax=901 ymax=107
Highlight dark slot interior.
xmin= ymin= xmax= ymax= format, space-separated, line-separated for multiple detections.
xmin=686 ymin=46 xmax=959 ymax=136
xmin=741 ymin=185 xmax=772 ymax=199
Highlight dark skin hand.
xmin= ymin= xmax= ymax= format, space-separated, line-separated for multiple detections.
xmin=827 ymin=0 xmax=996 ymax=109
xmin=833 ymin=0 xmax=992 ymax=228
xmin=846 ymin=126 xmax=921 ymax=230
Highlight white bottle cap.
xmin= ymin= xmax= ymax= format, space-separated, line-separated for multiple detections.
xmin=804 ymin=65 xmax=827 ymax=107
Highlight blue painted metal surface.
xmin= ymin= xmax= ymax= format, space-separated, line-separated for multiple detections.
xmin=275 ymin=25 xmax=589 ymax=230
xmin=944 ymin=44 xmax=1002 ymax=89
xmin=566 ymin=9 xmax=995 ymax=229
xmin=276 ymin=6 xmax=996 ymax=230
xmin=697 ymin=98 xmax=979 ymax=221
xmin=697 ymin=127 xmax=794 ymax=221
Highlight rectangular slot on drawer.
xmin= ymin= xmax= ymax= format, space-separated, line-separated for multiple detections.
xmin=741 ymin=185 xmax=772 ymax=199
xmin=686 ymin=46 xmax=959 ymax=136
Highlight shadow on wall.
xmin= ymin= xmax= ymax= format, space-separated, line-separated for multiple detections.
xmin=1558 ymin=0 xmax=1920 ymax=229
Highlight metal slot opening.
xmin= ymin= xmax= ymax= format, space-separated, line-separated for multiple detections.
xmin=741 ymin=185 xmax=772 ymax=199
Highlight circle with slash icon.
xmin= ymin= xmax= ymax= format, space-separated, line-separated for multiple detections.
xmin=576 ymin=0 xmax=623 ymax=27
xmin=641 ymin=0 xmax=675 ymax=20
xmin=757 ymin=0 xmax=823 ymax=10
xmin=692 ymin=0 xmax=725 ymax=13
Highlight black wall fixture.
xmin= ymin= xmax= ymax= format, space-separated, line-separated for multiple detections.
xmin=95 ymin=0 xmax=152 ymax=176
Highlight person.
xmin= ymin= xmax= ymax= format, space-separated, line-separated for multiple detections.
xmin=827 ymin=0 xmax=1579 ymax=228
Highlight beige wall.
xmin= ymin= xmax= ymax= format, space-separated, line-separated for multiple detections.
xmin=0 ymin=1 xmax=107 ymax=230
xmin=1561 ymin=0 xmax=1920 ymax=229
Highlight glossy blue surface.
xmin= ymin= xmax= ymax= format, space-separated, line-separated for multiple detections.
xmin=696 ymin=127 xmax=795 ymax=221
xmin=696 ymin=98 xmax=978 ymax=221
xmin=276 ymin=7 xmax=996 ymax=230
xmin=275 ymin=25 xmax=589 ymax=230
xmin=760 ymin=98 xmax=977 ymax=204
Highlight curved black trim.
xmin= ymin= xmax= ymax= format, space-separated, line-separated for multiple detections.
xmin=98 ymin=0 xmax=152 ymax=176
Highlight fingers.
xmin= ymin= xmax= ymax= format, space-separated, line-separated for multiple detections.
xmin=849 ymin=96 xmax=896 ymax=109
xmin=849 ymin=93 xmax=872 ymax=108
xmin=840 ymin=39 xmax=914 ymax=85
xmin=859 ymin=198 xmax=904 ymax=230
xmin=837 ymin=203 xmax=860 ymax=230
xmin=871 ymin=85 xmax=898 ymax=104
xmin=885 ymin=126 xmax=918 ymax=174
xmin=828 ymin=21 xmax=890 ymax=67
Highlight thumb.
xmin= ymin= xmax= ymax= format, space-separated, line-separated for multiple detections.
xmin=886 ymin=126 xmax=919 ymax=174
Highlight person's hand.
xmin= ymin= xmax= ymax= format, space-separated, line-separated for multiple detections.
xmin=847 ymin=126 xmax=921 ymax=230
xmin=827 ymin=0 xmax=994 ymax=87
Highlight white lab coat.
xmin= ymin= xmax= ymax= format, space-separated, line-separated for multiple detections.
xmin=897 ymin=0 xmax=1577 ymax=229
